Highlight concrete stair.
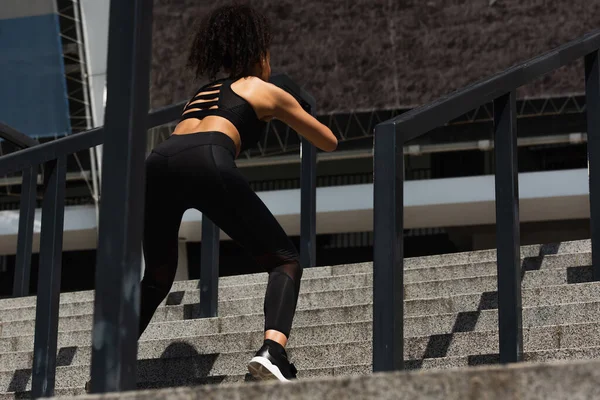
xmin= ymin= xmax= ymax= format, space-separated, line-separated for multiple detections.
xmin=1 ymin=239 xmax=599 ymax=399
xmin=39 ymin=358 xmax=600 ymax=400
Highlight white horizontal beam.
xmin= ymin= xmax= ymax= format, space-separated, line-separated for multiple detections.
xmin=0 ymin=168 xmax=590 ymax=255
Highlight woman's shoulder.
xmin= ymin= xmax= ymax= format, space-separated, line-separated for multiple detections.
xmin=231 ymin=76 xmax=280 ymax=98
xmin=233 ymin=75 xmax=268 ymax=88
xmin=229 ymin=76 xmax=280 ymax=118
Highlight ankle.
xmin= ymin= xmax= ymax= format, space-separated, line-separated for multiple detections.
xmin=264 ymin=339 xmax=286 ymax=355
xmin=264 ymin=329 xmax=288 ymax=347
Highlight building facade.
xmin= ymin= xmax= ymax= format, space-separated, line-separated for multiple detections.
xmin=0 ymin=0 xmax=598 ymax=296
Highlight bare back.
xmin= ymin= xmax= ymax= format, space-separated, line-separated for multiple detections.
xmin=173 ymin=76 xmax=338 ymax=155
xmin=173 ymin=77 xmax=270 ymax=157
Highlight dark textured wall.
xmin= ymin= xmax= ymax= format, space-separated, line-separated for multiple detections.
xmin=152 ymin=0 xmax=600 ymax=113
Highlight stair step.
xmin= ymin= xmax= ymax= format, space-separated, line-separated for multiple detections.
xmin=405 ymin=281 xmax=600 ymax=316
xmin=0 ymin=302 xmax=600 ymax=371
xmin=0 ymin=239 xmax=595 ymax=398
xmin=404 ymin=265 xmax=592 ymax=299
xmin=4 ymin=340 xmax=600 ymax=393
xmin=2 ymin=281 xmax=600 ymax=339
xmin=3 ymin=318 xmax=600 ymax=373
xmin=404 ymin=252 xmax=589 ymax=284
xmin=8 ymin=355 xmax=600 ymax=400
xmin=405 ymin=300 xmax=600 ymax=337
xmin=402 ymin=239 xmax=590 ymax=269
xmin=0 ymin=247 xmax=590 ymax=312
xmin=0 ymin=304 xmax=371 ymax=354
xmin=0 ymin=363 xmax=371 ymax=399
xmin=165 ymin=252 xmax=589 ymax=292
xmin=0 ymin=271 xmax=373 ymax=313
xmin=0 ymin=263 xmax=592 ymax=324
xmin=0 ymin=263 xmax=374 ymax=310
xmin=2 ymin=298 xmax=600 ymax=354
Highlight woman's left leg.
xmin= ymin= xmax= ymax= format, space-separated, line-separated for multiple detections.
xmin=192 ymin=144 xmax=303 ymax=380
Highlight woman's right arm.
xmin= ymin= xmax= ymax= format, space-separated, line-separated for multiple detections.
xmin=263 ymin=82 xmax=338 ymax=152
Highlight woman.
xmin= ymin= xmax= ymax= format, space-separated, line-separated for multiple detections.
xmin=140 ymin=3 xmax=337 ymax=382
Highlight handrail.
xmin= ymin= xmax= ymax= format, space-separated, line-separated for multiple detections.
xmin=388 ymin=30 xmax=600 ymax=141
xmin=270 ymin=73 xmax=318 ymax=267
xmin=0 ymin=123 xmax=41 ymax=302
xmin=0 ymin=102 xmax=184 ymax=176
xmin=0 ymin=121 xmax=39 ymax=149
xmin=145 ymin=101 xmax=187 ymax=128
xmin=372 ymin=29 xmax=600 ymax=374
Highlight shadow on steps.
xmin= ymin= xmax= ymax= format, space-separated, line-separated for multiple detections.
xmin=7 ymin=341 xmax=256 ymax=394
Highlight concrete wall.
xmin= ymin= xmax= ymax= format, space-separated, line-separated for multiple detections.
xmin=151 ymin=0 xmax=600 ymax=113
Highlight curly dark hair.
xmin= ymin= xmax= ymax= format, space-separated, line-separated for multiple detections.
xmin=188 ymin=3 xmax=272 ymax=81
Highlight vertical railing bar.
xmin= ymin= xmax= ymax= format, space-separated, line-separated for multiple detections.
xmin=493 ymin=91 xmax=523 ymax=364
xmin=586 ymin=50 xmax=600 ymax=281
xmin=372 ymin=122 xmax=404 ymax=372
xmin=31 ymin=157 xmax=67 ymax=398
xmin=13 ymin=165 xmax=38 ymax=297
xmin=90 ymin=0 xmax=154 ymax=393
xmin=199 ymin=216 xmax=220 ymax=318
xmin=300 ymin=99 xmax=317 ymax=269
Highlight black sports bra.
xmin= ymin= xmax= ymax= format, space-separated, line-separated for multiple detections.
xmin=180 ymin=78 xmax=267 ymax=152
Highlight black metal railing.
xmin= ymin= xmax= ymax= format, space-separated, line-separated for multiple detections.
xmin=0 ymin=122 xmax=39 ymax=149
xmin=372 ymin=29 xmax=600 ymax=372
xmin=0 ymin=2 xmax=316 ymax=396
xmin=0 ymin=123 xmax=39 ymax=298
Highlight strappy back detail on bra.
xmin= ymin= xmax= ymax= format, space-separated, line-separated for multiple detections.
xmin=180 ymin=78 xmax=267 ymax=152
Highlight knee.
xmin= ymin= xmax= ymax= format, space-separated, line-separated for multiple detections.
xmin=257 ymin=252 xmax=302 ymax=281
xmin=266 ymin=257 xmax=303 ymax=310
xmin=273 ymin=259 xmax=302 ymax=297
xmin=281 ymin=257 xmax=303 ymax=282
xmin=141 ymin=278 xmax=171 ymax=301
xmin=141 ymin=268 xmax=174 ymax=300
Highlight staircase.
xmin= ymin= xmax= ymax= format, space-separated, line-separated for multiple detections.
xmin=2 ymin=239 xmax=600 ymax=399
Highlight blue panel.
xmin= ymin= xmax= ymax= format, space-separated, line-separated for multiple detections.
xmin=0 ymin=13 xmax=71 ymax=138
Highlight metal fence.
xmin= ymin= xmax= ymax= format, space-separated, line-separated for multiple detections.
xmin=0 ymin=1 xmax=317 ymax=396
xmin=372 ymin=29 xmax=600 ymax=372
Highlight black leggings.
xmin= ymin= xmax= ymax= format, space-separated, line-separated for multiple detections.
xmin=139 ymin=132 xmax=302 ymax=338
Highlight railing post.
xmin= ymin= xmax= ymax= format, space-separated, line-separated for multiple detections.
xmin=90 ymin=0 xmax=154 ymax=393
xmin=0 ymin=122 xmax=39 ymax=149
xmin=493 ymin=91 xmax=523 ymax=363
xmin=372 ymin=122 xmax=404 ymax=372
xmin=199 ymin=216 xmax=220 ymax=318
xmin=12 ymin=165 xmax=37 ymax=297
xmin=300 ymin=99 xmax=317 ymax=269
xmin=586 ymin=50 xmax=600 ymax=281
xmin=31 ymin=157 xmax=67 ymax=398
